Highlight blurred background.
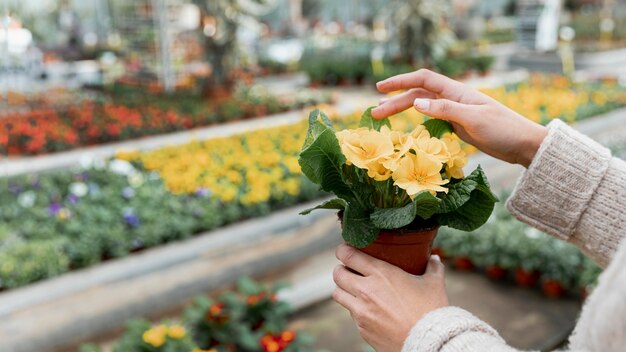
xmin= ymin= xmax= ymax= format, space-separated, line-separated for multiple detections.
xmin=1 ymin=0 xmax=626 ymax=351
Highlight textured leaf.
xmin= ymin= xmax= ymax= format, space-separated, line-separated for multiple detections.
xmin=300 ymin=198 xmax=347 ymax=215
xmin=342 ymin=202 xmax=380 ymax=248
xmin=370 ymin=202 xmax=415 ymax=229
xmin=438 ymin=166 xmax=497 ymax=213
xmin=303 ymin=109 xmax=333 ymax=150
xmin=436 ymin=190 xmax=496 ymax=231
xmin=298 ymin=128 xmax=355 ymax=201
xmin=370 ymin=192 xmax=440 ymax=229
xmin=436 ymin=165 xmax=498 ymax=231
xmin=359 ymin=106 xmax=391 ymax=131
xmin=412 ymin=191 xmax=443 ymax=219
xmin=423 ymin=118 xmax=454 ymax=138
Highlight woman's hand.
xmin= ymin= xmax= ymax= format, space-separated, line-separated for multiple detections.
xmin=333 ymin=244 xmax=448 ymax=352
xmin=371 ymin=69 xmax=548 ymax=168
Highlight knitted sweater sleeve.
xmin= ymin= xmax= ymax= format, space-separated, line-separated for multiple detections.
xmin=507 ymin=119 xmax=626 ymax=268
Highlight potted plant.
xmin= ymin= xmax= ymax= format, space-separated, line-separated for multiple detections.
xmin=298 ymin=108 xmax=498 ymax=274
xmin=434 ymin=228 xmax=479 ymax=271
xmin=539 ymin=241 xmax=584 ymax=299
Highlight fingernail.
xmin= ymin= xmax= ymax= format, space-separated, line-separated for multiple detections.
xmin=376 ymin=81 xmax=389 ymax=89
xmin=378 ymin=97 xmax=389 ymax=105
xmin=432 ymin=254 xmax=441 ymax=262
xmin=414 ymin=98 xmax=430 ymax=111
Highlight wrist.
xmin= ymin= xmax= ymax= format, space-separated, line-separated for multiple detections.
xmin=517 ymin=124 xmax=548 ymax=168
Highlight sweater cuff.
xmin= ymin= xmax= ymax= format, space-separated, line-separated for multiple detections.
xmin=506 ymin=119 xmax=611 ymax=241
xmin=401 ymin=307 xmax=503 ymax=352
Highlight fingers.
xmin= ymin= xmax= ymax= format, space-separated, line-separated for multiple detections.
xmin=371 ymin=88 xmax=437 ymax=119
xmin=413 ymin=98 xmax=477 ymax=125
xmin=332 ymin=286 xmax=359 ymax=312
xmin=424 ymin=255 xmax=445 ymax=277
xmin=333 ymin=264 xmax=363 ymax=297
xmin=335 ymin=243 xmax=386 ymax=277
xmin=376 ymin=69 xmax=467 ymax=101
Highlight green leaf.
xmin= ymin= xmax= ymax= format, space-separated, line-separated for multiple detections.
xmin=438 ymin=166 xmax=498 ymax=213
xmin=359 ymin=106 xmax=391 ymax=131
xmin=436 ymin=190 xmax=496 ymax=231
xmin=303 ymin=109 xmax=333 ymax=150
xmin=423 ymin=118 xmax=454 ymax=138
xmin=342 ymin=202 xmax=379 ymax=248
xmin=299 ymin=198 xmax=347 ymax=215
xmin=436 ymin=165 xmax=498 ymax=232
xmin=412 ymin=191 xmax=443 ymax=219
xmin=370 ymin=192 xmax=441 ymax=229
xmin=298 ymin=128 xmax=355 ymax=201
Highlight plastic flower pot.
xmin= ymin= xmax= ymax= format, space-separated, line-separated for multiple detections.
xmin=453 ymin=256 xmax=475 ymax=271
xmin=542 ymin=279 xmax=567 ymax=299
xmin=514 ymin=268 xmax=541 ymax=287
xmin=485 ymin=265 xmax=508 ymax=281
xmin=359 ymin=227 xmax=439 ymax=276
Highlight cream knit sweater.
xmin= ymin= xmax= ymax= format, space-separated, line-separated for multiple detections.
xmin=401 ymin=119 xmax=626 ymax=352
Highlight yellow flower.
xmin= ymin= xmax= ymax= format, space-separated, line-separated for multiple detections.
xmin=366 ymin=159 xmax=393 ymax=181
xmin=441 ymin=135 xmax=468 ymax=179
xmin=413 ymin=135 xmax=449 ymax=164
xmin=408 ymin=125 xmax=430 ymax=140
xmin=336 ymin=129 xmax=394 ymax=170
xmin=142 ymin=325 xmax=167 ymax=348
xmin=167 ymin=325 xmax=186 ymax=340
xmin=379 ymin=126 xmax=413 ymax=172
xmin=392 ymin=150 xmax=449 ymax=197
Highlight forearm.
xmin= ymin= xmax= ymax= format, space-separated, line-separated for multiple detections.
xmin=507 ymin=119 xmax=626 ymax=267
xmin=402 ymin=307 xmax=522 ymax=352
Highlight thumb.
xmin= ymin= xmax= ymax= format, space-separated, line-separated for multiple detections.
xmin=424 ymin=254 xmax=445 ymax=277
xmin=413 ymin=98 xmax=475 ymax=124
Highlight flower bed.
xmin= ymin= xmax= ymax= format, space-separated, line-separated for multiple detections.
xmin=1 ymin=76 xmax=623 ymax=290
xmin=434 ymin=195 xmax=603 ymax=298
xmin=79 ymin=278 xmax=313 ymax=352
xmin=0 ymin=85 xmax=332 ymax=156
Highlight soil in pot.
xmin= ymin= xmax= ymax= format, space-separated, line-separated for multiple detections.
xmin=485 ymin=265 xmax=508 ymax=281
xmin=542 ymin=280 xmax=567 ymax=299
xmin=514 ymin=268 xmax=541 ymax=287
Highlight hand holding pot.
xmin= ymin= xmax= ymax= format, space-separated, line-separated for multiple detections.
xmin=372 ymin=69 xmax=548 ymax=168
xmin=333 ymin=244 xmax=448 ymax=352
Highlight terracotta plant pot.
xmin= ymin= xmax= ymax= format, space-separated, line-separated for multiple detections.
xmin=453 ymin=256 xmax=475 ymax=271
xmin=542 ymin=280 xmax=567 ymax=299
xmin=514 ymin=268 xmax=540 ymax=287
xmin=485 ymin=265 xmax=508 ymax=281
xmin=359 ymin=227 xmax=439 ymax=275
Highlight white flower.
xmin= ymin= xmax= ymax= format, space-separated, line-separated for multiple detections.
xmin=128 ymin=172 xmax=144 ymax=188
xmin=109 ymin=159 xmax=135 ymax=176
xmin=69 ymin=182 xmax=89 ymax=197
xmin=18 ymin=191 xmax=36 ymax=208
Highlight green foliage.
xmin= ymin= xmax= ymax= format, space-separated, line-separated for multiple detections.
xmin=0 ymin=239 xmax=70 ymax=289
xmin=436 ymin=166 xmax=498 ymax=231
xmin=358 ymin=107 xmax=391 ymax=131
xmin=0 ymin=163 xmax=320 ymax=290
xmin=299 ymin=198 xmax=346 ymax=215
xmin=371 ymin=191 xmax=441 ymax=229
xmin=423 ymin=119 xmax=454 ymax=138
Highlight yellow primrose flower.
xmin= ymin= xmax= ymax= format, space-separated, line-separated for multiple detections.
xmin=441 ymin=135 xmax=468 ymax=179
xmin=408 ymin=125 xmax=430 ymax=140
xmin=142 ymin=325 xmax=167 ymax=348
xmin=167 ymin=325 xmax=186 ymax=340
xmin=380 ymin=126 xmax=413 ymax=171
xmin=413 ymin=136 xmax=449 ymax=164
xmin=392 ymin=150 xmax=449 ymax=197
xmin=366 ymin=159 xmax=393 ymax=181
xmin=336 ymin=129 xmax=394 ymax=170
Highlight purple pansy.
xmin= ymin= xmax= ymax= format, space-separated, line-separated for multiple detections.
xmin=195 ymin=188 xmax=212 ymax=198
xmin=123 ymin=209 xmax=141 ymax=228
xmin=122 ymin=187 xmax=136 ymax=199
xmin=48 ymin=202 xmax=62 ymax=215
